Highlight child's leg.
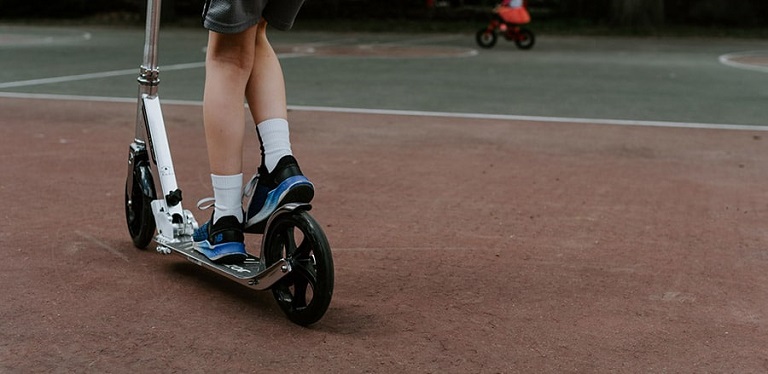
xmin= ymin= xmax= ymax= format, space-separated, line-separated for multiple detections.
xmin=246 ymin=20 xmax=287 ymax=124
xmin=204 ymin=28 xmax=258 ymax=176
xmin=203 ymin=27 xmax=258 ymax=223
xmin=245 ymin=20 xmax=293 ymax=173
xmin=241 ymin=20 xmax=314 ymax=231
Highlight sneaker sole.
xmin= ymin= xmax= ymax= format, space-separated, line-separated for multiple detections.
xmin=244 ymin=178 xmax=314 ymax=234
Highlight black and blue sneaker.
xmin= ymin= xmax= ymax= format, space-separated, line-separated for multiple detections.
xmin=244 ymin=155 xmax=314 ymax=234
xmin=193 ymin=215 xmax=247 ymax=264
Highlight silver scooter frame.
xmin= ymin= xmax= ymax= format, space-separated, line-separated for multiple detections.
xmin=127 ymin=0 xmax=293 ymax=290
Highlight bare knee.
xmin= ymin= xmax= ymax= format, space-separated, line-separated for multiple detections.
xmin=206 ymin=28 xmax=257 ymax=72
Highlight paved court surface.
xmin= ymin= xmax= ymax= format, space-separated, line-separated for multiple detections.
xmin=1 ymin=24 xmax=767 ymax=125
xmin=2 ymin=24 xmax=768 ymax=372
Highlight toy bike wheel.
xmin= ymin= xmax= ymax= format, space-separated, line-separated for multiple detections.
xmin=264 ymin=210 xmax=334 ymax=326
xmin=475 ymin=29 xmax=497 ymax=49
xmin=125 ymin=156 xmax=156 ymax=249
xmin=515 ymin=28 xmax=535 ymax=50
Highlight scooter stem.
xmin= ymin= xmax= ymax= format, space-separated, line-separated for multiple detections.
xmin=139 ymin=0 xmax=162 ymax=97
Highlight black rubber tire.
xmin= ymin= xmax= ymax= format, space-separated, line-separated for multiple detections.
xmin=125 ymin=161 xmax=156 ymax=249
xmin=514 ymin=28 xmax=535 ymax=50
xmin=264 ymin=210 xmax=334 ymax=326
xmin=475 ymin=29 xmax=498 ymax=49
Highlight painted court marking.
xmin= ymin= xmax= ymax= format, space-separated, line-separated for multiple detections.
xmin=1 ymin=34 xmax=764 ymax=132
xmin=0 ymin=35 xmax=473 ymax=89
xmin=1 ymin=91 xmax=766 ymax=132
xmin=0 ymin=51 xmax=310 ymax=89
xmin=719 ymin=50 xmax=768 ymax=74
xmin=0 ymin=62 xmax=204 ymax=89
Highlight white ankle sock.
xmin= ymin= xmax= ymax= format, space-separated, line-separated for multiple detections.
xmin=211 ymin=173 xmax=243 ymax=223
xmin=256 ymin=118 xmax=292 ymax=173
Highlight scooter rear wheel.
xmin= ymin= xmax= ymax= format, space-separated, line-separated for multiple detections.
xmin=264 ymin=209 xmax=334 ymax=326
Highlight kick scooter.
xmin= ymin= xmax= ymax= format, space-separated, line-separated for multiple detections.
xmin=124 ymin=0 xmax=333 ymax=326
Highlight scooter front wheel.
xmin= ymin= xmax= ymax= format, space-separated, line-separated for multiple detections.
xmin=263 ymin=209 xmax=334 ymax=326
xmin=125 ymin=151 xmax=156 ymax=249
xmin=475 ymin=28 xmax=498 ymax=49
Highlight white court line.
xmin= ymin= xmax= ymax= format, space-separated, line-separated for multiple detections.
xmin=0 ymin=49 xmax=308 ymax=89
xmin=0 ymin=91 xmax=766 ymax=132
xmin=289 ymin=105 xmax=768 ymax=132
xmin=376 ymin=34 xmax=466 ymax=47
xmin=353 ymin=34 xmax=478 ymax=57
xmin=0 ymin=67 xmax=137 ymax=89
xmin=0 ymin=62 xmax=204 ymax=89
xmin=719 ymin=51 xmax=768 ymax=74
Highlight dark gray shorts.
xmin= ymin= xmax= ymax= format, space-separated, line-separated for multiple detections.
xmin=202 ymin=0 xmax=305 ymax=33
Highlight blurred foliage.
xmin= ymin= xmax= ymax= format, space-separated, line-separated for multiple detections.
xmin=0 ymin=0 xmax=765 ymax=28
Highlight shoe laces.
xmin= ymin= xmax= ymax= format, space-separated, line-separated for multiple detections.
xmin=196 ymin=172 xmax=261 ymax=210
xmin=196 ymin=197 xmax=216 ymax=211
xmin=243 ymin=173 xmax=261 ymax=199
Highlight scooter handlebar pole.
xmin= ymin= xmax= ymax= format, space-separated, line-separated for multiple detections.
xmin=134 ymin=0 xmax=162 ymax=145
xmin=143 ymin=0 xmax=162 ymax=73
xmin=137 ymin=0 xmax=162 ymax=99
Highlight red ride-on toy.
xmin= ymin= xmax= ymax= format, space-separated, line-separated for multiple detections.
xmin=476 ymin=17 xmax=535 ymax=50
xmin=476 ymin=0 xmax=535 ymax=49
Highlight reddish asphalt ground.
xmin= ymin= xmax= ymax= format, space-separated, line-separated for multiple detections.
xmin=2 ymin=97 xmax=768 ymax=372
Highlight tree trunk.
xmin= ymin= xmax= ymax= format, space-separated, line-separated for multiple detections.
xmin=610 ymin=0 xmax=664 ymax=27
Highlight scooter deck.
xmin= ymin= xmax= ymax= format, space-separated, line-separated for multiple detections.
xmin=183 ymin=246 xmax=265 ymax=280
xmin=157 ymin=237 xmax=291 ymax=290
